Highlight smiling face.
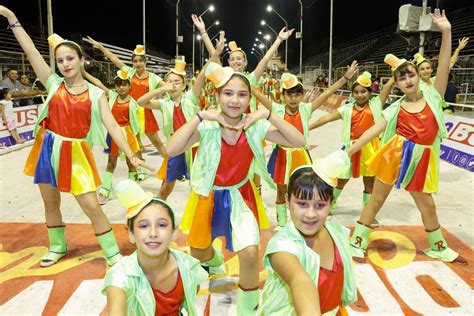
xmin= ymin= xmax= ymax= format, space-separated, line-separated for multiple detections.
xmin=128 ymin=203 xmax=175 ymax=259
xmin=394 ymin=64 xmax=420 ymax=95
xmin=289 ymin=190 xmax=331 ymax=237
xmin=114 ymin=80 xmax=131 ymax=97
xmin=228 ymin=51 xmax=247 ymax=72
xmin=352 ymin=84 xmax=371 ymax=106
xmin=417 ymin=61 xmax=433 ymax=81
xmin=217 ymin=75 xmax=251 ymax=118
xmin=287 ymin=168 xmax=333 ymax=238
xmin=55 ymin=45 xmax=84 ymax=79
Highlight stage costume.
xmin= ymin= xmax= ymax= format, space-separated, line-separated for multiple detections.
xmin=180 ymin=119 xmax=274 ymax=252
xmin=23 ymin=70 xmax=120 ymax=266
xmin=122 ymin=64 xmax=162 ymax=134
xmin=99 ymin=89 xmax=141 ymax=199
xmin=338 ymin=96 xmax=382 ymax=179
xmin=267 ymin=102 xmax=312 ymax=185
xmin=103 ymin=249 xmax=208 ymax=316
xmin=350 ymin=54 xmax=460 ymax=263
xmin=257 ymin=221 xmax=357 ymax=315
xmin=156 ymin=89 xmax=199 ymax=182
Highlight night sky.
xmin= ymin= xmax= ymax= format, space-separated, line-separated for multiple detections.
xmin=2 ymin=0 xmax=472 ymax=69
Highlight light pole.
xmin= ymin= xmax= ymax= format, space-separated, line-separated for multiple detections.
xmin=298 ymin=0 xmax=303 ymax=77
xmin=328 ymin=0 xmax=333 ymax=84
xmin=143 ymin=0 xmax=146 ymax=50
xmin=201 ymin=21 xmax=219 ymax=67
xmin=255 ymin=38 xmax=268 ymax=52
xmin=176 ymin=0 xmax=180 ymax=58
xmin=193 ymin=5 xmax=215 ymax=73
xmin=267 ymin=5 xmax=288 ymax=69
xmin=260 ymin=20 xmax=278 ymax=37
xmin=251 ymin=49 xmax=262 ymax=59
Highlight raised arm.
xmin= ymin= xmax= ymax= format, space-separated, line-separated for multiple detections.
xmin=106 ymin=287 xmax=127 ymax=316
xmin=309 ymin=111 xmax=342 ymax=130
xmin=254 ymin=27 xmax=294 ymax=80
xmin=87 ymin=36 xmax=125 ymax=70
xmin=136 ymin=83 xmax=174 ymax=110
xmin=251 ymin=85 xmax=273 ymax=111
xmin=83 ymin=71 xmax=109 ymax=95
xmin=311 ymin=61 xmax=358 ymax=111
xmin=192 ymin=31 xmax=226 ymax=99
xmin=449 ymin=37 xmax=469 ymax=70
xmin=379 ymin=77 xmax=395 ymax=105
xmin=347 ymin=118 xmax=387 ymax=156
xmin=0 ymin=6 xmax=51 ymax=86
xmin=432 ymin=9 xmax=452 ymax=96
xmin=270 ymin=252 xmax=321 ymax=316
xmin=192 ymin=14 xmax=216 ymax=57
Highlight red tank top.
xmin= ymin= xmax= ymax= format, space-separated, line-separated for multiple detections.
xmin=45 ymin=83 xmax=92 ymax=138
xmin=214 ymin=132 xmax=254 ymax=186
xmin=350 ymin=104 xmax=375 ymax=139
xmin=284 ymin=109 xmax=304 ymax=134
xmin=318 ymin=241 xmax=344 ymax=314
xmin=129 ymin=75 xmax=149 ymax=100
xmin=111 ymin=99 xmax=130 ymax=126
xmin=172 ymin=103 xmax=187 ymax=132
xmin=153 ymin=270 xmax=184 ymax=316
xmin=396 ymin=103 xmax=438 ymax=145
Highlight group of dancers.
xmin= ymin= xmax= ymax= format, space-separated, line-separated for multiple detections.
xmin=2 ymin=4 xmax=468 ymax=315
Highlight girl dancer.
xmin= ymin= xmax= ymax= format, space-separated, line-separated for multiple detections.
xmin=137 ymin=32 xmax=225 ymax=200
xmin=309 ymin=72 xmax=394 ymax=216
xmin=104 ymin=179 xmax=208 ymax=316
xmin=87 ymin=37 xmax=167 ymax=180
xmin=414 ymin=36 xmax=469 ymax=92
xmin=82 ymin=69 xmax=141 ymax=205
xmin=348 ymin=9 xmax=464 ymax=264
xmin=257 ymin=153 xmax=356 ymax=315
xmin=166 ymin=61 xmax=305 ymax=314
xmin=1 ymin=6 xmax=151 ymax=267
xmin=252 ymin=62 xmax=358 ymax=228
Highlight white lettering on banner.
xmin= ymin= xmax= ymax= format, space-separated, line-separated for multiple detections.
xmin=347 ymin=264 xmax=404 ymax=315
xmin=385 ymin=261 xmax=472 ymax=315
xmin=58 ymin=279 xmax=106 ymax=315
xmin=449 ymin=122 xmax=474 ymax=146
xmin=0 ymin=280 xmax=53 ymax=314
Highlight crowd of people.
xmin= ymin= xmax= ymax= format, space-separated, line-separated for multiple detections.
xmin=1 ymin=3 xmax=470 ymax=315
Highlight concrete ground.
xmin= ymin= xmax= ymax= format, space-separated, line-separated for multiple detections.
xmin=1 ymin=109 xmax=473 ymax=246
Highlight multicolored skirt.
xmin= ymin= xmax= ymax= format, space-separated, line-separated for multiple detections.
xmin=137 ymin=107 xmax=159 ymax=135
xmin=156 ymin=153 xmax=189 ymax=182
xmin=23 ymin=128 xmax=101 ymax=195
xmin=340 ymin=137 xmax=380 ymax=179
xmin=180 ymin=178 xmax=269 ymax=252
xmin=104 ymin=125 xmax=140 ymax=157
xmin=267 ymin=146 xmax=312 ymax=185
xmin=367 ymin=134 xmax=439 ymax=193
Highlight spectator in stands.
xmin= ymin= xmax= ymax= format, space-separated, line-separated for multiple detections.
xmin=0 ymin=87 xmax=26 ymax=144
xmin=2 ymin=69 xmax=24 ymax=95
xmin=371 ymin=77 xmax=380 ymax=94
xmin=443 ymin=72 xmax=457 ymax=114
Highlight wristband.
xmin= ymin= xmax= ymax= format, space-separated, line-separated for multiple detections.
xmin=267 ymin=111 xmax=272 ymax=120
xmin=196 ymin=112 xmax=203 ymax=122
xmin=201 ymin=32 xmax=208 ymax=37
xmin=343 ymin=75 xmax=350 ymax=81
xmin=7 ymin=21 xmax=21 ymax=30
